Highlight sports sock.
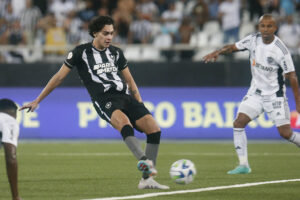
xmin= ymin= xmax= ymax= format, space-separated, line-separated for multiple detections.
xmin=289 ymin=132 xmax=300 ymax=147
xmin=145 ymin=131 xmax=161 ymax=166
xmin=143 ymin=132 xmax=161 ymax=179
xmin=121 ymin=125 xmax=145 ymax=160
xmin=233 ymin=128 xmax=249 ymax=167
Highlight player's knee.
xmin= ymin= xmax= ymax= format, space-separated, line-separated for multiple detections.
xmin=5 ymin=153 xmax=17 ymax=165
xmin=120 ymin=124 xmax=134 ymax=140
xmin=278 ymin=129 xmax=292 ymax=140
xmin=233 ymin=119 xmax=246 ymax=128
xmin=147 ymin=131 xmax=161 ymax=144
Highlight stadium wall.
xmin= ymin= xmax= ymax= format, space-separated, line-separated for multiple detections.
xmin=1 ymin=61 xmax=300 ymax=139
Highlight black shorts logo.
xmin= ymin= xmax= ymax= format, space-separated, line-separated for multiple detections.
xmin=105 ymin=102 xmax=112 ymax=109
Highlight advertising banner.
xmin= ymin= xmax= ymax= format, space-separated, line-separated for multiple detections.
xmin=1 ymin=87 xmax=299 ymax=139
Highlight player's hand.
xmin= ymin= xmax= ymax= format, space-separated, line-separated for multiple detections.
xmin=202 ymin=51 xmax=219 ymax=63
xmin=19 ymin=100 xmax=39 ymax=112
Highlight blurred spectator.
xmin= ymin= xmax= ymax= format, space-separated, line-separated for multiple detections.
xmin=1 ymin=2 xmax=17 ymax=23
xmin=178 ymin=17 xmax=195 ymax=59
xmin=155 ymin=0 xmax=169 ymax=15
xmin=278 ymin=15 xmax=300 ymax=59
xmin=78 ymin=21 xmax=93 ymax=44
xmin=280 ymin=0 xmax=295 ymax=17
xmin=78 ymin=0 xmax=96 ymax=22
xmin=33 ymin=0 xmax=48 ymax=15
xmin=63 ymin=10 xmax=82 ymax=44
xmin=248 ymin=0 xmax=263 ymax=22
xmin=0 ymin=20 xmax=27 ymax=63
xmin=11 ymin=0 xmax=25 ymax=17
xmin=128 ymin=12 xmax=152 ymax=44
xmin=218 ymin=0 xmax=240 ymax=43
xmin=175 ymin=0 xmax=197 ymax=17
xmin=37 ymin=13 xmax=67 ymax=55
xmin=207 ymin=0 xmax=219 ymax=20
xmin=259 ymin=0 xmax=280 ymax=16
xmin=191 ymin=0 xmax=209 ymax=30
xmin=49 ymin=0 xmax=75 ymax=26
xmin=19 ymin=0 xmax=42 ymax=45
xmin=161 ymin=2 xmax=182 ymax=42
xmin=136 ymin=0 xmax=159 ymax=21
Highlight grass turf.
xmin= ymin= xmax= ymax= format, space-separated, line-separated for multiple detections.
xmin=0 ymin=141 xmax=299 ymax=200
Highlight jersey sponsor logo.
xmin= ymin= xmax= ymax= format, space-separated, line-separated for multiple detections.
xmin=255 ymin=62 xmax=274 ymax=72
xmin=93 ymin=62 xmax=117 ymax=74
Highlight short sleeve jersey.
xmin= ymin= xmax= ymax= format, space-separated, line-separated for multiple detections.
xmin=235 ymin=33 xmax=295 ymax=96
xmin=64 ymin=43 xmax=129 ymax=100
xmin=0 ymin=112 xmax=19 ymax=147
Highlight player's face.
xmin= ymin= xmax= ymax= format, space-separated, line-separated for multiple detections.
xmin=258 ymin=18 xmax=277 ymax=44
xmin=94 ymin=24 xmax=114 ymax=50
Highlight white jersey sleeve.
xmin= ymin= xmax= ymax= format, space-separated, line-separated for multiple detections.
xmin=235 ymin=34 xmax=254 ymax=51
xmin=280 ymin=51 xmax=295 ymax=74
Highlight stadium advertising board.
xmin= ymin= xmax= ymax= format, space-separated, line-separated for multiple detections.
xmin=1 ymin=87 xmax=299 ymax=139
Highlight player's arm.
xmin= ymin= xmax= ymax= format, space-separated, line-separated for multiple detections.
xmin=285 ymin=71 xmax=300 ymax=113
xmin=202 ymin=44 xmax=239 ymax=63
xmin=19 ymin=64 xmax=71 ymax=112
xmin=121 ymin=67 xmax=143 ymax=103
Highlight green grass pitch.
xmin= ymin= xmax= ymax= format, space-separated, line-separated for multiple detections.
xmin=0 ymin=141 xmax=299 ymax=200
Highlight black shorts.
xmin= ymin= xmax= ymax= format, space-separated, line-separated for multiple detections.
xmin=92 ymin=92 xmax=151 ymax=128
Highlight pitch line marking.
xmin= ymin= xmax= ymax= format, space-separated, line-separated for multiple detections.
xmin=82 ymin=179 xmax=300 ymax=200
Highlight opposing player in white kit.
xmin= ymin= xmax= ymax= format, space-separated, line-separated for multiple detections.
xmin=0 ymin=99 xmax=22 ymax=200
xmin=203 ymin=14 xmax=300 ymax=174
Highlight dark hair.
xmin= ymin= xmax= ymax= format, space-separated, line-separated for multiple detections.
xmin=0 ymin=98 xmax=17 ymax=112
xmin=88 ymin=16 xmax=114 ymax=38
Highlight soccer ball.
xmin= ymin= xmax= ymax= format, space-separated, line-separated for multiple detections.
xmin=169 ymin=159 xmax=196 ymax=184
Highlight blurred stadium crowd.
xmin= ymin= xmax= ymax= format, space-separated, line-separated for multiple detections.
xmin=0 ymin=0 xmax=299 ymax=63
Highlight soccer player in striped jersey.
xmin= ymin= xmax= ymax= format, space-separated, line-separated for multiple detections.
xmin=0 ymin=99 xmax=22 ymax=200
xmin=20 ymin=16 xmax=169 ymax=189
xmin=203 ymin=14 xmax=300 ymax=174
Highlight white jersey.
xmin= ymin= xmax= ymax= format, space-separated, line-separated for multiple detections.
xmin=235 ymin=33 xmax=295 ymax=96
xmin=0 ymin=112 xmax=19 ymax=147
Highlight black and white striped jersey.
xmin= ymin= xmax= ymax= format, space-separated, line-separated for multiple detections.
xmin=64 ymin=42 xmax=129 ymax=100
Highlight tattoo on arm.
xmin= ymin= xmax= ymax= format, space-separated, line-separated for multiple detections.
xmin=217 ymin=45 xmax=236 ymax=55
xmin=131 ymin=89 xmax=137 ymax=95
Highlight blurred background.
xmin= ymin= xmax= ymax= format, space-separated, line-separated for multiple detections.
xmin=1 ymin=0 xmax=300 ymax=140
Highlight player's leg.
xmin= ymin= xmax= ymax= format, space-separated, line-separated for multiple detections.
xmin=228 ymin=95 xmax=262 ymax=174
xmin=93 ymin=99 xmax=147 ymax=161
xmin=3 ymin=142 xmax=21 ymax=200
xmin=271 ymin=98 xmax=300 ymax=147
xmin=110 ymin=110 xmax=147 ymax=161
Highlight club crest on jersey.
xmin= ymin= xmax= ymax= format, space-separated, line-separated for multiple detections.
xmin=105 ymin=102 xmax=112 ymax=109
xmin=267 ymin=57 xmax=277 ymax=66
xmin=109 ymin=54 xmax=116 ymax=61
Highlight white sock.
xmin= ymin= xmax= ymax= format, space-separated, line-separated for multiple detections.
xmin=289 ymin=132 xmax=300 ymax=147
xmin=233 ymin=128 xmax=249 ymax=167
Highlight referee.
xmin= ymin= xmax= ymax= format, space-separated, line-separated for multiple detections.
xmin=20 ymin=16 xmax=169 ymax=190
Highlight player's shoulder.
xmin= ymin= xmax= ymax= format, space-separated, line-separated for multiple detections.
xmin=73 ymin=42 xmax=92 ymax=52
xmin=0 ymin=112 xmax=17 ymax=124
xmin=108 ymin=44 xmax=124 ymax=54
xmin=273 ymin=36 xmax=289 ymax=56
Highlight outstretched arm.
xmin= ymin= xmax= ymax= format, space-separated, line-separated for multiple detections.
xmin=121 ymin=67 xmax=142 ymax=103
xmin=202 ymin=44 xmax=239 ymax=63
xmin=286 ymin=71 xmax=300 ymax=113
xmin=19 ymin=64 xmax=71 ymax=112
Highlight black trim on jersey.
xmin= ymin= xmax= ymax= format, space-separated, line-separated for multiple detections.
xmin=275 ymin=40 xmax=288 ymax=55
xmin=276 ymin=67 xmax=284 ymax=97
xmin=64 ymin=60 xmax=74 ymax=68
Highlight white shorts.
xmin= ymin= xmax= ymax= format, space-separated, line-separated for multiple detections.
xmin=237 ymin=93 xmax=290 ymax=127
xmin=0 ymin=113 xmax=19 ymax=147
